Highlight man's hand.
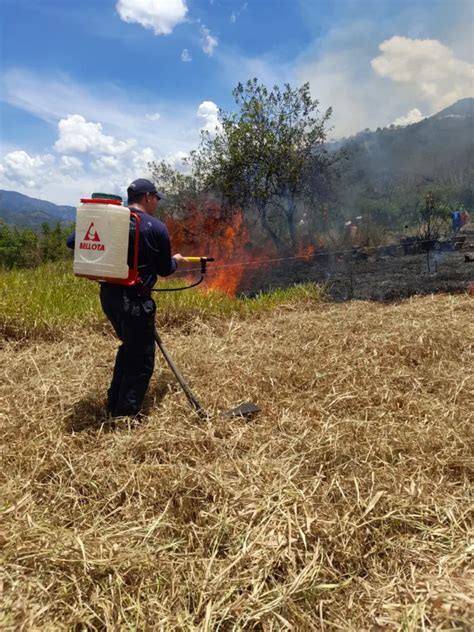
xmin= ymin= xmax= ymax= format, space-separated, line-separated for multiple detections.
xmin=173 ymin=253 xmax=185 ymax=262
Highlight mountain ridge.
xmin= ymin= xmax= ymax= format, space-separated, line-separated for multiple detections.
xmin=0 ymin=190 xmax=76 ymax=229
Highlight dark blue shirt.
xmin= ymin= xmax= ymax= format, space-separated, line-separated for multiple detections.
xmin=66 ymin=207 xmax=177 ymax=288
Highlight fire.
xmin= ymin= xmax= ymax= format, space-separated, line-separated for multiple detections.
xmin=165 ymin=200 xmax=273 ymax=295
xmin=297 ymin=244 xmax=316 ymax=262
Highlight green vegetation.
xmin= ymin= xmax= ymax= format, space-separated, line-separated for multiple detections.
xmin=0 ymin=262 xmax=324 ymax=339
xmin=0 ymin=221 xmax=73 ymax=269
xmin=0 ymin=263 xmax=99 ymax=339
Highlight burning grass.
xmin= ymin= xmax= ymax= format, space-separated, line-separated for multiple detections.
xmin=1 ymin=293 xmax=473 ymax=630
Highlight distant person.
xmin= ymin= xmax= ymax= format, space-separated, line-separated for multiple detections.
xmin=67 ymin=178 xmax=184 ymax=419
xmin=451 ymin=210 xmax=462 ymax=233
xmin=461 ymin=210 xmax=470 ymax=227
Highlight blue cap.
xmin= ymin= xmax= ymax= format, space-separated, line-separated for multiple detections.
xmin=127 ymin=178 xmax=165 ymax=200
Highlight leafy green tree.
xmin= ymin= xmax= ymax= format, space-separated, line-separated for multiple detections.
xmin=0 ymin=224 xmax=39 ymax=268
xmin=39 ymin=222 xmax=71 ymax=262
xmin=418 ymin=191 xmax=450 ymax=242
xmin=0 ymin=221 xmax=73 ymax=269
xmin=190 ymin=79 xmax=333 ymax=252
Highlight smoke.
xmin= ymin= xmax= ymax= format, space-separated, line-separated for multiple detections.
xmin=391 ymin=108 xmax=425 ymax=127
xmin=295 ymin=1 xmax=474 ymax=137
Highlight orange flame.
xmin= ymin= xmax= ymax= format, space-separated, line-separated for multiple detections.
xmin=297 ymin=244 xmax=316 ymax=262
xmin=165 ymin=200 xmax=273 ymax=295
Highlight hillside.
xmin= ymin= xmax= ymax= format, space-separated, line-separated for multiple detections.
xmin=1 ymin=292 xmax=472 ymax=629
xmin=0 ymin=190 xmax=75 ymax=228
xmin=332 ymin=98 xmax=474 ymax=220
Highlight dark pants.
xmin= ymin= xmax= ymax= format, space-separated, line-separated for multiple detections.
xmin=100 ymin=284 xmax=156 ymax=417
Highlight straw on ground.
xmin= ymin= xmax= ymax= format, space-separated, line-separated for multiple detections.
xmin=1 ymin=292 xmax=473 ymax=630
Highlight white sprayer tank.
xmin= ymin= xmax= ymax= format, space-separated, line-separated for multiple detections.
xmin=73 ymin=196 xmax=130 ymax=280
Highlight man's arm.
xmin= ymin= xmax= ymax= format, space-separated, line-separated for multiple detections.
xmin=152 ymin=222 xmax=178 ymax=277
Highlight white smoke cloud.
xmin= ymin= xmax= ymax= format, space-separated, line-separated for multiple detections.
xmin=201 ymin=25 xmax=218 ymax=56
xmin=116 ymin=0 xmax=188 ymax=35
xmin=55 ymin=114 xmax=136 ymax=155
xmin=146 ymin=112 xmax=161 ymax=121
xmin=197 ymin=100 xmax=220 ymax=134
xmin=391 ymin=108 xmax=425 ymax=127
xmin=371 ymin=36 xmax=474 ymax=110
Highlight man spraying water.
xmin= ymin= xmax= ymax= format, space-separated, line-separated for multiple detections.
xmin=67 ymin=178 xmax=184 ymax=418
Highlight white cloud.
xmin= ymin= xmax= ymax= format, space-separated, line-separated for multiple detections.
xmin=197 ymin=101 xmax=220 ymax=134
xmin=201 ymin=25 xmax=218 ymax=56
xmin=296 ymin=16 xmax=474 ymax=139
xmin=146 ymin=112 xmax=161 ymax=121
xmin=91 ymin=155 xmax=122 ymax=173
xmin=167 ymin=150 xmax=189 ymax=169
xmin=181 ymin=48 xmax=192 ymax=62
xmin=371 ymin=36 xmax=474 ymax=110
xmin=230 ymin=2 xmax=247 ymax=24
xmin=1 ymin=69 xmax=201 ymax=156
xmin=391 ymin=108 xmax=425 ymax=127
xmin=0 ymin=145 xmax=161 ymax=204
xmin=116 ymin=0 xmax=188 ymax=35
xmin=60 ymin=155 xmax=83 ymax=174
xmin=0 ymin=150 xmax=55 ymax=188
xmin=0 ymin=69 xmax=216 ymax=202
xmin=296 ymin=22 xmax=392 ymax=137
xmin=55 ymin=114 xmax=136 ymax=155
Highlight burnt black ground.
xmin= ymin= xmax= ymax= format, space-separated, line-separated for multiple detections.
xmin=240 ymin=229 xmax=474 ymax=303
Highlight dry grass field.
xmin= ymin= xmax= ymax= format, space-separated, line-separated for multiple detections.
xmin=1 ymin=293 xmax=473 ymax=630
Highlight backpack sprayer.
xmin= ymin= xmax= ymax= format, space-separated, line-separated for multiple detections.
xmin=72 ymin=193 xmax=260 ymax=419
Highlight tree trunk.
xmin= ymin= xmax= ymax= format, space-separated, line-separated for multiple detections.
xmin=286 ymin=202 xmax=297 ymax=253
xmin=260 ymin=212 xmax=285 ymax=253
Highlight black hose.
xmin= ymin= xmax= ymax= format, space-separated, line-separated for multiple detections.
xmin=151 ymin=275 xmax=204 ymax=292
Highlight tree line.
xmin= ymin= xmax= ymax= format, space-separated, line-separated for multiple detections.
xmin=0 ymin=222 xmax=73 ymax=269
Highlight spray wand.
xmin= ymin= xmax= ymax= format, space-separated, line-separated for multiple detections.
xmin=152 ymin=256 xmax=215 ymax=292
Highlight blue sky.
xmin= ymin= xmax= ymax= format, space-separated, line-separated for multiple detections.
xmin=1 ymin=0 xmax=473 ymax=204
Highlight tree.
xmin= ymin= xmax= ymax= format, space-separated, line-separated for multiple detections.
xmin=190 ymin=79 xmax=333 ymax=253
xmin=418 ymin=191 xmax=450 ymax=241
xmin=149 ymin=160 xmax=200 ymax=219
xmin=149 ymin=160 xmax=238 ymax=250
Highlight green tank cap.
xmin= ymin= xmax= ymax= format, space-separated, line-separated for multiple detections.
xmin=91 ymin=192 xmax=123 ymax=202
